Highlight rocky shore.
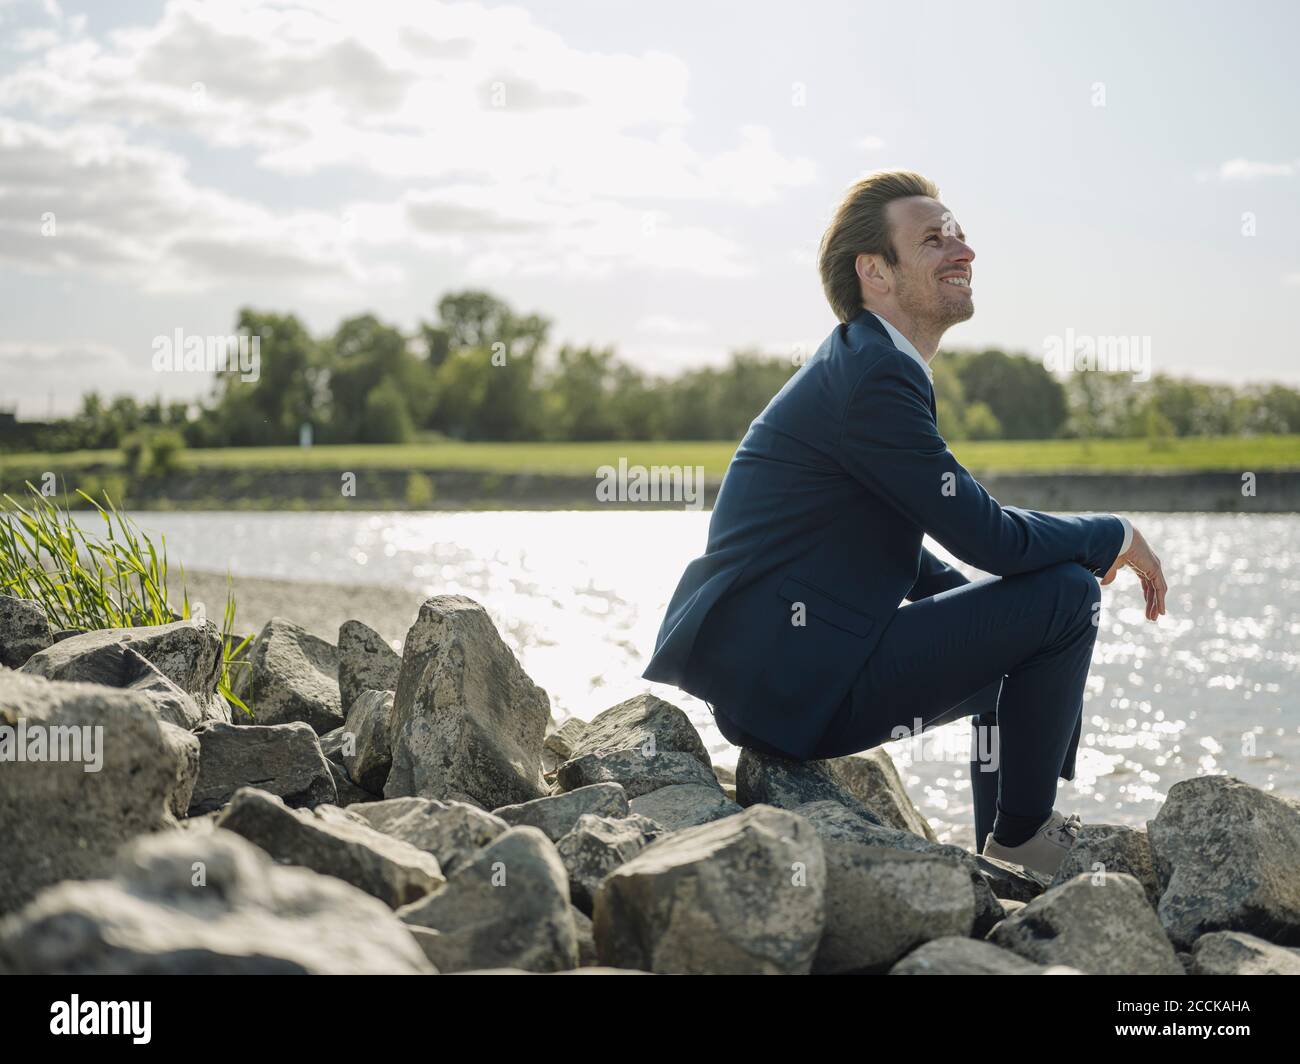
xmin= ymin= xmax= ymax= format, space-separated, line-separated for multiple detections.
xmin=2 ymin=589 xmax=1299 ymax=975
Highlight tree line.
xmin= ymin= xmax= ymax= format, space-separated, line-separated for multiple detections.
xmin=29 ymin=290 xmax=1300 ymax=452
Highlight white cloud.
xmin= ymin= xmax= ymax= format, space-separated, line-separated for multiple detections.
xmin=0 ymin=118 xmax=373 ymax=291
xmin=0 ymin=0 xmax=813 ymax=286
xmin=1217 ymin=157 xmax=1299 ymax=181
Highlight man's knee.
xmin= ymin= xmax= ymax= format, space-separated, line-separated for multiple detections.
xmin=1046 ymin=562 xmax=1102 ymax=631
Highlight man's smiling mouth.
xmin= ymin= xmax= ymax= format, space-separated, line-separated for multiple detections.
xmin=941 ymin=276 xmax=970 ymax=288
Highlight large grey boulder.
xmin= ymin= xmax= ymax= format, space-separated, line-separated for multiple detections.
xmin=814 ymin=842 xmax=975 ymax=974
xmin=795 ymin=800 xmax=1004 ymax=937
xmin=0 ymin=594 xmax=53 ymax=668
xmin=118 ymin=647 xmax=208 ymax=729
xmin=0 ymin=829 xmax=433 ymax=974
xmin=21 ymin=619 xmax=228 ymax=726
xmin=398 ymin=826 xmax=579 ymax=973
xmin=989 ymin=873 xmax=1183 ymax=974
xmin=566 ymin=693 xmax=711 ymax=769
xmin=1189 ymin=931 xmax=1300 ymax=975
xmin=556 ymin=813 xmax=659 ymax=912
xmin=890 ymin=937 xmax=1083 ymax=975
xmin=0 ymin=670 xmax=200 ymax=915
xmin=1050 ymin=824 xmax=1159 ymax=907
xmin=630 ymin=783 xmax=743 ymax=832
xmin=543 ymin=718 xmax=589 ymax=775
xmin=342 ymin=689 xmax=394 ymax=794
xmin=385 ymin=596 xmax=550 ymax=810
xmin=337 ymin=619 xmax=401 ymax=716
xmin=347 ymin=796 xmax=509 ymax=875
xmin=736 ymin=748 xmax=883 ymax=825
xmin=328 ymin=761 xmax=380 ymax=806
xmin=977 ymin=854 xmax=1052 ymax=903
xmin=1147 ymin=775 xmax=1300 ymax=949
xmin=828 ymin=748 xmax=937 ymax=841
xmin=557 ymin=749 xmax=720 ymax=799
xmin=494 ymin=783 xmax=630 ymax=841
xmin=187 ymin=721 xmax=337 ymax=815
xmin=593 ymin=805 xmax=826 ymax=974
xmin=231 ymin=616 xmax=341 ymax=734
xmin=214 ymin=787 xmax=443 ymax=908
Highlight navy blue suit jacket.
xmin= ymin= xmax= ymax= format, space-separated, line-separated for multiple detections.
xmin=642 ymin=308 xmax=1125 ymax=758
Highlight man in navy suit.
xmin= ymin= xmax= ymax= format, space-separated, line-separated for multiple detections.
xmin=642 ymin=170 xmax=1167 ymax=876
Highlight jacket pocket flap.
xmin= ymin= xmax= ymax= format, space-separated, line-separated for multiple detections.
xmin=777 ymin=577 xmax=874 ymax=638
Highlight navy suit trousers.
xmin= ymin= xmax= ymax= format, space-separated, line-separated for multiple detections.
xmin=712 ymin=561 xmax=1103 ymax=852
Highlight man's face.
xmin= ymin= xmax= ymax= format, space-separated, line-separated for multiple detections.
xmin=884 ymin=195 xmax=975 ymax=328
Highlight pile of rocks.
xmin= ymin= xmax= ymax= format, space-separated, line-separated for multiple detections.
xmin=2 ymin=590 xmax=1299 ymax=975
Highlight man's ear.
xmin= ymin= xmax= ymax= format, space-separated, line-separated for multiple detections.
xmin=855 ymin=252 xmax=890 ymax=298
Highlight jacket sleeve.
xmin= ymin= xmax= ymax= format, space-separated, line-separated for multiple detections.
xmin=839 ymin=352 xmax=1125 ymax=577
xmin=905 ymin=547 xmax=970 ymax=601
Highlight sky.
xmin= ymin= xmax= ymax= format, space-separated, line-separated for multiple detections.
xmin=1 ymin=0 xmax=1298 ymax=418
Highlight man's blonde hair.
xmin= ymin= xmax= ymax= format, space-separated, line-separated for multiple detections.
xmin=817 ymin=170 xmax=941 ymax=322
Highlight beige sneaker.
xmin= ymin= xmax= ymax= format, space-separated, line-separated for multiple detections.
xmin=981 ymin=810 xmax=1082 ymax=877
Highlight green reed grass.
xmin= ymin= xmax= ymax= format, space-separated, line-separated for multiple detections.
xmin=0 ymin=481 xmax=252 ymax=717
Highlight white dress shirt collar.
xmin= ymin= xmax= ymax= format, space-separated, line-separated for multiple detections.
xmin=869 ymin=310 xmax=933 ymax=383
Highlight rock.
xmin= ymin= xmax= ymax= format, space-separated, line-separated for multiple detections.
xmin=397 ymin=826 xmax=579 ymax=973
xmin=118 ymin=648 xmax=207 ymax=729
xmin=231 ymin=617 xmax=342 ymax=734
xmin=543 ymin=717 xmax=589 ymax=774
xmin=989 ymin=873 xmax=1183 ymax=974
xmin=572 ymin=905 xmax=598 ymax=966
xmin=593 ymin=805 xmax=825 ymax=974
xmin=347 ymin=796 xmax=509 ymax=875
xmin=557 ymin=749 xmax=720 ymax=799
xmin=0 ymin=670 xmax=200 ymax=915
xmin=319 ymin=726 xmax=348 ymax=766
xmin=494 ymin=783 xmax=630 ymax=841
xmin=21 ymin=619 xmax=228 ymax=725
xmin=794 ymin=800 xmax=1004 ymax=938
xmin=814 ymin=842 xmax=975 ymax=974
xmin=1147 ymin=775 xmax=1300 ymax=949
xmin=1189 ymin=931 xmax=1300 ymax=975
xmin=342 ymin=688 xmax=394 ymax=794
xmin=188 ymin=721 xmax=337 ymax=815
xmin=629 ymin=783 xmax=743 ymax=832
xmin=214 ymin=787 xmax=443 ymax=908
xmin=0 ymin=594 xmax=53 ymax=668
xmin=0 ymin=829 xmax=434 ymax=974
xmin=890 ymin=936 xmax=1082 ymax=975
xmin=713 ymin=764 xmax=736 ymax=786
xmin=977 ymin=854 xmax=1052 ymax=903
xmin=337 ymin=619 xmax=401 ymax=716
xmin=566 ymin=693 xmax=711 ymax=769
xmin=328 ymin=762 xmax=380 ymax=806
xmin=385 ymin=595 xmax=550 ymax=810
xmin=1050 ymin=824 xmax=1159 ymax=907
xmin=735 ymin=748 xmax=883 ymax=825
xmin=556 ymin=813 xmax=657 ymax=912
xmin=828 ymin=748 xmax=937 ymax=841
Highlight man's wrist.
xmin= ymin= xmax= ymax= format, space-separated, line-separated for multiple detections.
xmin=1111 ymin=514 xmax=1133 ymax=557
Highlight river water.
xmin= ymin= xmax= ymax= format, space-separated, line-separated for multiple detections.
xmin=132 ymin=510 xmax=1299 ymax=848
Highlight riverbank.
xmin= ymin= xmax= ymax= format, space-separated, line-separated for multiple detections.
xmin=2 ymin=434 xmax=1297 ymax=511
xmin=3 ymin=466 xmax=1299 ymax=512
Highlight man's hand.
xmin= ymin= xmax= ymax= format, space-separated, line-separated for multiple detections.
xmin=1100 ymin=524 xmax=1167 ymax=621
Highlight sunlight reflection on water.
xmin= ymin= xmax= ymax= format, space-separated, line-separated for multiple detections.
xmin=136 ymin=510 xmax=1299 ymax=849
